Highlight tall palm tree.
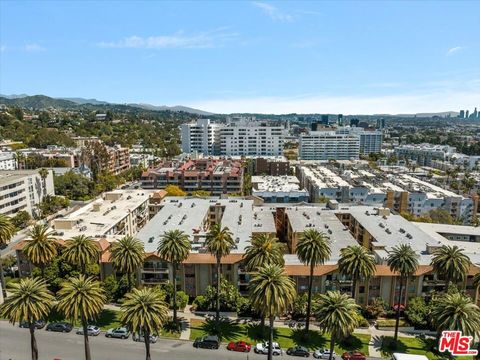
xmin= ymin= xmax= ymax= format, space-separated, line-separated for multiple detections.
xmin=295 ymin=229 xmax=331 ymax=332
xmin=38 ymin=168 xmax=49 ymax=193
xmin=387 ymin=244 xmax=419 ymax=342
xmin=249 ymin=264 xmax=296 ymax=360
xmin=243 ymin=233 xmax=285 ymax=272
xmin=0 ymin=278 xmax=54 ymax=360
xmin=474 ymin=272 xmax=480 ymax=300
xmin=315 ymin=291 xmax=360 ymax=360
xmin=0 ymin=214 xmax=16 ymax=298
xmin=24 ymin=224 xmax=57 ymax=278
xmin=431 ymin=245 xmax=472 ymax=291
xmin=338 ymin=245 xmax=376 ymax=300
xmin=57 ymin=275 xmax=106 ymax=360
xmin=157 ymin=229 xmax=191 ymax=324
xmin=109 ymin=235 xmax=144 ymax=291
xmin=63 ymin=235 xmax=99 ymax=274
xmin=121 ymin=288 xmax=169 ymax=360
xmin=431 ymin=292 xmax=480 ymax=338
xmin=205 ymin=224 xmax=234 ymax=325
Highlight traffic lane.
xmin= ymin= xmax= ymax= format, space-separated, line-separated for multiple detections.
xmin=0 ymin=322 xmax=267 ymax=360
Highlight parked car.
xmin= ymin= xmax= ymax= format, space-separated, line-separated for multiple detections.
xmin=227 ymin=341 xmax=251 ymax=352
xmin=19 ymin=320 xmax=46 ymax=329
xmin=193 ymin=335 xmax=220 ymax=349
xmin=287 ymin=346 xmax=310 ymax=357
xmin=314 ymin=349 xmax=336 ymax=359
xmin=342 ymin=352 xmax=366 ymax=360
xmin=46 ymin=322 xmax=73 ymax=333
xmin=254 ymin=342 xmax=283 ymax=356
xmin=76 ymin=325 xmax=101 ymax=336
xmin=132 ymin=332 xmax=158 ymax=343
xmin=105 ymin=327 xmax=130 ymax=339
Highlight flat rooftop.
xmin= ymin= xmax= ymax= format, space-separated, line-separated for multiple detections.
xmin=252 ymin=175 xmax=304 ymax=193
xmin=0 ymin=170 xmax=42 ymax=184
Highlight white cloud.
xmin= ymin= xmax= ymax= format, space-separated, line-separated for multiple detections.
xmin=446 ymin=46 xmax=463 ymax=56
xmin=98 ymin=29 xmax=238 ymax=49
xmin=185 ymin=90 xmax=480 ymax=115
xmin=24 ymin=43 xmax=46 ymax=52
xmin=252 ymin=2 xmax=294 ymax=22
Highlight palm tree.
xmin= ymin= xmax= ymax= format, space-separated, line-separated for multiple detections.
xmin=109 ymin=235 xmax=144 ymax=291
xmin=57 ymin=275 xmax=106 ymax=360
xmin=157 ymin=229 xmax=191 ymax=324
xmin=474 ymin=272 xmax=480 ymax=300
xmin=249 ymin=264 xmax=296 ymax=360
xmin=338 ymin=245 xmax=376 ymax=300
xmin=24 ymin=224 xmax=57 ymax=278
xmin=295 ymin=229 xmax=331 ymax=333
xmin=205 ymin=224 xmax=234 ymax=325
xmin=315 ymin=291 xmax=360 ymax=360
xmin=63 ymin=235 xmax=99 ymax=273
xmin=0 ymin=278 xmax=54 ymax=360
xmin=38 ymin=168 xmax=49 ymax=194
xmin=387 ymin=244 xmax=419 ymax=342
xmin=121 ymin=287 xmax=169 ymax=360
xmin=431 ymin=245 xmax=472 ymax=291
xmin=243 ymin=233 xmax=285 ymax=272
xmin=0 ymin=214 xmax=16 ymax=298
xmin=431 ymin=292 xmax=480 ymax=338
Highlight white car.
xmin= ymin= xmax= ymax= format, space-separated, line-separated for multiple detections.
xmin=132 ymin=333 xmax=158 ymax=343
xmin=76 ymin=325 xmax=101 ymax=336
xmin=254 ymin=342 xmax=282 ymax=356
xmin=313 ymin=348 xmax=336 ymax=359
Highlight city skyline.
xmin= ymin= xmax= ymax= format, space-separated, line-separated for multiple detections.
xmin=1 ymin=1 xmax=479 ymax=114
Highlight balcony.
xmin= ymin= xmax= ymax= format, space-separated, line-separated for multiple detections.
xmin=142 ymin=266 xmax=169 ymax=273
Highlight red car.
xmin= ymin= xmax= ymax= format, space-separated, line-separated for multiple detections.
xmin=341 ymin=352 xmax=366 ymax=360
xmin=227 ymin=341 xmax=251 ymax=352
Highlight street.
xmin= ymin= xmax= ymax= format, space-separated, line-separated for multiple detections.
xmin=0 ymin=321 xmax=276 ymax=360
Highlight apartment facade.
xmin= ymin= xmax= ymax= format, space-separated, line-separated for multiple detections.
xmin=337 ymin=127 xmax=383 ymax=155
xmin=181 ymin=119 xmax=221 ymax=155
xmin=299 ymin=132 xmax=360 ymax=160
xmin=0 ymin=169 xmax=54 ymax=218
xmin=141 ymin=158 xmax=244 ymax=195
xmin=0 ymin=152 xmax=17 ymax=170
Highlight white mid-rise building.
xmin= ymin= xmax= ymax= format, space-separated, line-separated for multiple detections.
xmin=299 ymin=132 xmax=360 ymax=160
xmin=336 ymin=127 xmax=383 ymax=155
xmin=181 ymin=119 xmax=221 ymax=155
xmin=0 ymin=152 xmax=17 ymax=170
xmin=0 ymin=170 xmax=54 ymax=217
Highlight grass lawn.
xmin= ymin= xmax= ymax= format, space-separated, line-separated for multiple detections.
xmin=189 ymin=318 xmax=370 ymax=354
xmin=376 ymin=318 xmax=409 ymax=327
xmin=380 ymin=336 xmax=476 ymax=360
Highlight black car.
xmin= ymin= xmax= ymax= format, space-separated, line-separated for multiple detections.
xmin=19 ymin=320 xmax=46 ymax=329
xmin=193 ymin=335 xmax=220 ymax=349
xmin=46 ymin=322 xmax=73 ymax=333
xmin=287 ymin=346 xmax=310 ymax=357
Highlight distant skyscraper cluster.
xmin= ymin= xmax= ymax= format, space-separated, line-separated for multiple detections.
xmin=458 ymin=107 xmax=479 ymax=119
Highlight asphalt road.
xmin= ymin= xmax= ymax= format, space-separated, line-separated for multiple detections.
xmin=0 ymin=321 xmax=274 ymax=360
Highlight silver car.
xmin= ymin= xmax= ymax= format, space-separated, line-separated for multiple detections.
xmin=132 ymin=333 xmax=158 ymax=343
xmin=76 ymin=325 xmax=101 ymax=336
xmin=313 ymin=349 xmax=336 ymax=359
xmin=105 ymin=327 xmax=130 ymax=339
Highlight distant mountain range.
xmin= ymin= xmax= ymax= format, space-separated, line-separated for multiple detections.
xmin=0 ymin=94 xmax=213 ymax=115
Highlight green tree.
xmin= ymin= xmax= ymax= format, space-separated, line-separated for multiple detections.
xmin=24 ymin=224 xmax=57 ymax=278
xmin=0 ymin=278 xmax=54 ymax=360
xmin=63 ymin=235 xmax=99 ymax=273
xmin=37 ymin=195 xmax=70 ymax=217
xmin=205 ymin=224 xmax=234 ymax=326
xmin=57 ymin=275 xmax=106 ymax=360
xmin=121 ymin=288 xmax=169 ymax=360
xmin=315 ymin=291 xmax=360 ymax=360
xmin=11 ymin=210 xmax=32 ymax=229
xmin=431 ymin=292 xmax=480 ymax=338
xmin=431 ymin=245 xmax=472 ymax=291
xmin=249 ymin=264 xmax=296 ymax=360
xmin=191 ymin=190 xmax=211 ymax=196
xmin=157 ymin=229 xmax=191 ymax=324
xmin=164 ymin=184 xmax=187 ymax=196
xmin=54 ymin=172 xmax=95 ymax=200
xmin=243 ymin=233 xmax=285 ymax=272
xmin=338 ymin=245 xmax=376 ymax=300
xmin=387 ymin=244 xmax=419 ymax=342
xmin=0 ymin=214 xmax=16 ymax=298
xmin=109 ymin=235 xmax=144 ymax=291
xmin=295 ymin=229 xmax=331 ymax=333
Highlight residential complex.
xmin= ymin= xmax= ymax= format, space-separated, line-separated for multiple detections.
xmin=0 ymin=169 xmax=54 ymax=217
xmin=252 ymin=156 xmax=290 ymax=176
xmin=181 ymin=118 xmax=285 ymax=156
xmin=297 ymin=164 xmax=478 ymax=223
xmin=251 ymin=175 xmax=309 ymax=203
xmin=337 ymin=127 xmax=383 ymax=155
xmin=0 ymin=152 xmax=16 ymax=170
xmin=299 ymin=131 xmax=360 ymax=160
xmin=140 ymin=158 xmax=244 ymax=195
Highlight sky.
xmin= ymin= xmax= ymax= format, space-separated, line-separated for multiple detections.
xmin=1 ymin=1 xmax=479 ymax=115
